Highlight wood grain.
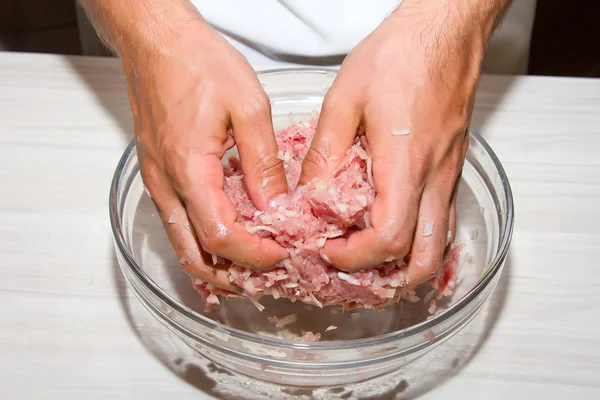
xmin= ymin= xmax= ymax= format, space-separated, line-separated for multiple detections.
xmin=0 ymin=52 xmax=599 ymax=400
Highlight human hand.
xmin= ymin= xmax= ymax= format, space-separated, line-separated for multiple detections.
xmin=120 ymin=15 xmax=288 ymax=291
xmin=300 ymin=0 xmax=501 ymax=287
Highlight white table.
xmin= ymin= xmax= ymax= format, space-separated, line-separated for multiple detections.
xmin=1 ymin=52 xmax=599 ymax=400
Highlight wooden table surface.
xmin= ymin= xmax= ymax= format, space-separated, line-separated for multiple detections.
xmin=1 ymin=52 xmax=599 ymax=400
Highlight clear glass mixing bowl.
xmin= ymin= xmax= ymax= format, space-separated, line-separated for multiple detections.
xmin=109 ymin=68 xmax=514 ymax=387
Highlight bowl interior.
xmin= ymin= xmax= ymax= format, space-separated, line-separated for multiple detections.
xmin=119 ymin=70 xmax=504 ymax=342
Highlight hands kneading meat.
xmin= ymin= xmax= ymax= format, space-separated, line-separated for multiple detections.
xmin=193 ymin=115 xmax=463 ymax=310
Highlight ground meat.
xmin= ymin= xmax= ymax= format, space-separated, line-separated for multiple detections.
xmin=298 ymin=331 xmax=321 ymax=342
xmin=193 ymin=114 xmax=462 ymax=310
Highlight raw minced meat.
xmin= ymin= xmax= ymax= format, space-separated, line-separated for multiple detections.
xmin=192 ymin=114 xmax=463 ymax=310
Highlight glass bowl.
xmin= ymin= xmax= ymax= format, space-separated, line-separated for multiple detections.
xmin=109 ymin=68 xmax=513 ymax=387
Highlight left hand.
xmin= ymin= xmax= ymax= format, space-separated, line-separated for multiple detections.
xmin=299 ymin=2 xmax=485 ymax=287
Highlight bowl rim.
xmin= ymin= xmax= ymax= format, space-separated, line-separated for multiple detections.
xmin=109 ymin=67 xmax=514 ymax=351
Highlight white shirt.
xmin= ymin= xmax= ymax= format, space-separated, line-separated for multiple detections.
xmin=191 ymin=0 xmax=538 ymax=75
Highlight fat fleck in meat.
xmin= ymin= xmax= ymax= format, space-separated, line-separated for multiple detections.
xmin=193 ymin=115 xmax=462 ymax=309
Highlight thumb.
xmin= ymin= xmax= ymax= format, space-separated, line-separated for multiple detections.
xmin=299 ymin=92 xmax=361 ymax=185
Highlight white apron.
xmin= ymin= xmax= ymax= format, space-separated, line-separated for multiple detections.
xmin=77 ymin=0 xmax=538 ymax=74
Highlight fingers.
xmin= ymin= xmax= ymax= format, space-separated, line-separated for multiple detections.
xmin=321 ymin=103 xmax=424 ymax=271
xmin=444 ymin=198 xmax=458 ymax=259
xmin=230 ymin=91 xmax=288 ymax=210
xmin=139 ymin=157 xmax=240 ymax=292
xmin=405 ymin=144 xmax=463 ymax=287
xmin=323 ymin=183 xmax=421 ymax=270
xmin=445 ymin=170 xmax=461 ymax=250
xmin=178 ymin=155 xmax=289 ymax=270
xmin=299 ymin=90 xmax=362 ymax=185
xmin=323 ymin=152 xmax=424 ymax=273
xmin=404 ymin=187 xmax=450 ymax=288
xmin=158 ymin=108 xmax=289 ymax=272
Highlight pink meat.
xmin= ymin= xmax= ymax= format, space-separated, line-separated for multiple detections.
xmin=195 ymin=115 xmax=462 ymax=310
xmin=298 ymin=331 xmax=321 ymax=342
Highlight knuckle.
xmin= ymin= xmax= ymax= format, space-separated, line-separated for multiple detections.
xmin=302 ymin=146 xmax=330 ymax=176
xmin=181 ymin=258 xmax=203 ymax=277
xmin=422 ymin=255 xmax=444 ymax=274
xmin=323 ymin=91 xmax=354 ymax=115
xmin=201 ymin=234 xmax=226 ymax=255
xmin=199 ymin=222 xmax=230 ymax=255
xmin=237 ymin=93 xmax=271 ymax=124
xmin=449 ymin=111 xmax=471 ymax=134
xmin=253 ymin=152 xmax=284 ymax=180
xmin=384 ymin=232 xmax=411 ymax=257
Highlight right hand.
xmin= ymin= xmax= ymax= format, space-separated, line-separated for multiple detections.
xmin=120 ymin=17 xmax=288 ymax=292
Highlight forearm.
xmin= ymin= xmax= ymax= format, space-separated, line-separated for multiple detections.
xmin=389 ymin=0 xmax=512 ymax=77
xmin=78 ymin=0 xmax=203 ymax=56
xmin=392 ymin=0 xmax=512 ymax=52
